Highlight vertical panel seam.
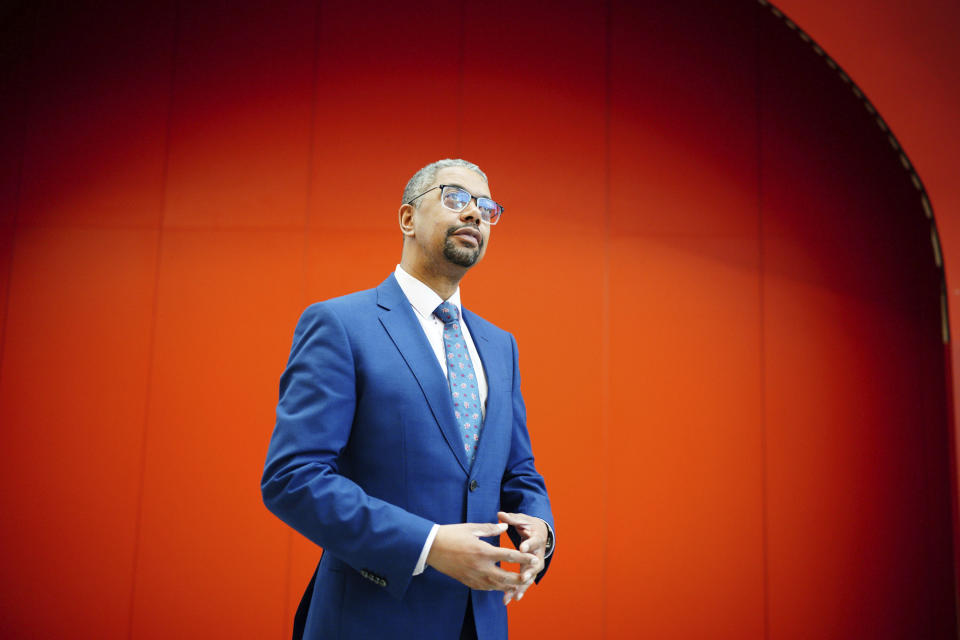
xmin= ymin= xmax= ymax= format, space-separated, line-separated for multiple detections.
xmin=456 ymin=0 xmax=465 ymax=155
xmin=601 ymin=0 xmax=611 ymax=637
xmin=126 ymin=2 xmax=181 ymax=636
xmin=284 ymin=1 xmax=325 ymax=637
xmin=755 ymin=4 xmax=771 ymax=639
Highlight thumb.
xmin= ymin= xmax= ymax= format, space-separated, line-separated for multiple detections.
xmin=469 ymin=522 xmax=509 ymax=537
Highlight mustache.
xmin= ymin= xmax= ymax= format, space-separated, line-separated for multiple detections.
xmin=446 ymin=224 xmax=483 ymax=248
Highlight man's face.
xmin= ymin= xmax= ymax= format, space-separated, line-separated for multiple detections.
xmin=412 ymin=166 xmax=492 ymax=270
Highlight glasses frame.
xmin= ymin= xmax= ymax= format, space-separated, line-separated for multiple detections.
xmin=405 ymin=184 xmax=504 ymax=225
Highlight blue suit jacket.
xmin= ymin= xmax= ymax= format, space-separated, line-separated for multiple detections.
xmin=262 ymin=274 xmax=554 ymax=640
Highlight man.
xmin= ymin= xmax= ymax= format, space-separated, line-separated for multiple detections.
xmin=261 ymin=159 xmax=555 ymax=639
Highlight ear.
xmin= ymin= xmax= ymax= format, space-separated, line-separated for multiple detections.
xmin=398 ymin=203 xmax=416 ymax=238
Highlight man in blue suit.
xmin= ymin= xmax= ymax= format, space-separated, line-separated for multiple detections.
xmin=262 ymin=159 xmax=555 ymax=639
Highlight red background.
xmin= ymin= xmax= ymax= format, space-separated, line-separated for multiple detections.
xmin=1 ymin=1 xmax=958 ymax=638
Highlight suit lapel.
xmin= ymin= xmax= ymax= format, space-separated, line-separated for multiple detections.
xmin=376 ymin=276 xmax=471 ymax=474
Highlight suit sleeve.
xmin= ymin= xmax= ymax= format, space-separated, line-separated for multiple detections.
xmin=499 ymin=334 xmax=555 ymax=582
xmin=261 ymin=303 xmax=434 ymax=600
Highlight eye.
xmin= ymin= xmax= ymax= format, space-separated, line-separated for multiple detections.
xmin=442 ymin=188 xmax=471 ymax=210
xmin=477 ymin=198 xmax=496 ymax=216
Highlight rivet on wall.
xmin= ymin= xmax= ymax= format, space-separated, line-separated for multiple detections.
xmin=942 ymin=285 xmax=951 ymax=344
xmin=932 ymin=225 xmax=943 ymax=269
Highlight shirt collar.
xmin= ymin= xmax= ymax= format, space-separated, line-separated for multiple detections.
xmin=394 ymin=264 xmax=463 ymax=320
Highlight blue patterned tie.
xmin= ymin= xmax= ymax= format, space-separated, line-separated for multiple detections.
xmin=434 ymin=301 xmax=483 ymax=465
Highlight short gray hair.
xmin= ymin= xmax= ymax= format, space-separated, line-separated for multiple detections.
xmin=401 ymin=159 xmax=488 ymax=207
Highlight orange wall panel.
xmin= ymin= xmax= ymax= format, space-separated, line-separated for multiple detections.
xmin=0 ymin=227 xmax=159 ymax=637
xmin=16 ymin=3 xmax=174 ymax=229
xmin=607 ymin=236 xmax=766 ymax=638
xmin=130 ymin=230 xmax=303 ymax=638
xmin=762 ymin=278 xmax=942 ymax=637
xmin=461 ymin=0 xmax=606 ymax=239
xmin=609 ymin=1 xmax=759 ymax=237
xmin=163 ymin=1 xmax=317 ymax=230
xmin=307 ymin=0 xmax=461 ymax=234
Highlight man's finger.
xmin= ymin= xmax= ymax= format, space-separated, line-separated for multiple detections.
xmin=520 ymin=555 xmax=544 ymax=583
xmin=469 ymin=522 xmax=509 ymax=537
xmin=477 ymin=565 xmax=528 ymax=592
xmin=521 ymin=560 xmax=542 ymax=583
xmin=497 ymin=511 xmax=529 ymax=526
xmin=485 ymin=545 xmax=537 ymax=566
xmin=518 ymin=536 xmax=543 ymax=554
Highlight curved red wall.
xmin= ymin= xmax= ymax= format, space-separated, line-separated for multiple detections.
xmin=0 ymin=1 xmax=955 ymax=638
xmin=774 ymin=0 xmax=960 ymax=436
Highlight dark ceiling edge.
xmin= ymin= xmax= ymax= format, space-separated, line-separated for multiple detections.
xmin=760 ymin=0 xmax=950 ymax=345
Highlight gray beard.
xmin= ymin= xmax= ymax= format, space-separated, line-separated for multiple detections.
xmin=443 ymin=228 xmax=481 ymax=267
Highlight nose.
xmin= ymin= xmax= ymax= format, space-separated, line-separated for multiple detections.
xmin=459 ymin=200 xmax=482 ymax=225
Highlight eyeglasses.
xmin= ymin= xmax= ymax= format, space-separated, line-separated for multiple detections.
xmin=406 ymin=185 xmax=504 ymax=225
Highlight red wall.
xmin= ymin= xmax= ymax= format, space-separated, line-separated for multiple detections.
xmin=0 ymin=1 xmax=955 ymax=638
xmin=774 ymin=0 xmax=960 ymax=389
xmin=772 ymin=2 xmax=960 ymax=615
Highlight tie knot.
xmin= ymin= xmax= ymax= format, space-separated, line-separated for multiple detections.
xmin=434 ymin=301 xmax=460 ymax=325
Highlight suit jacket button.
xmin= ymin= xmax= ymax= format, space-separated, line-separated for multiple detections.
xmin=469 ymin=480 xmax=479 ymax=492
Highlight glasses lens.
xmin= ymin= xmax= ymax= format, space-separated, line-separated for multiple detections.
xmin=476 ymin=198 xmax=501 ymax=223
xmin=441 ymin=187 xmax=470 ymax=211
